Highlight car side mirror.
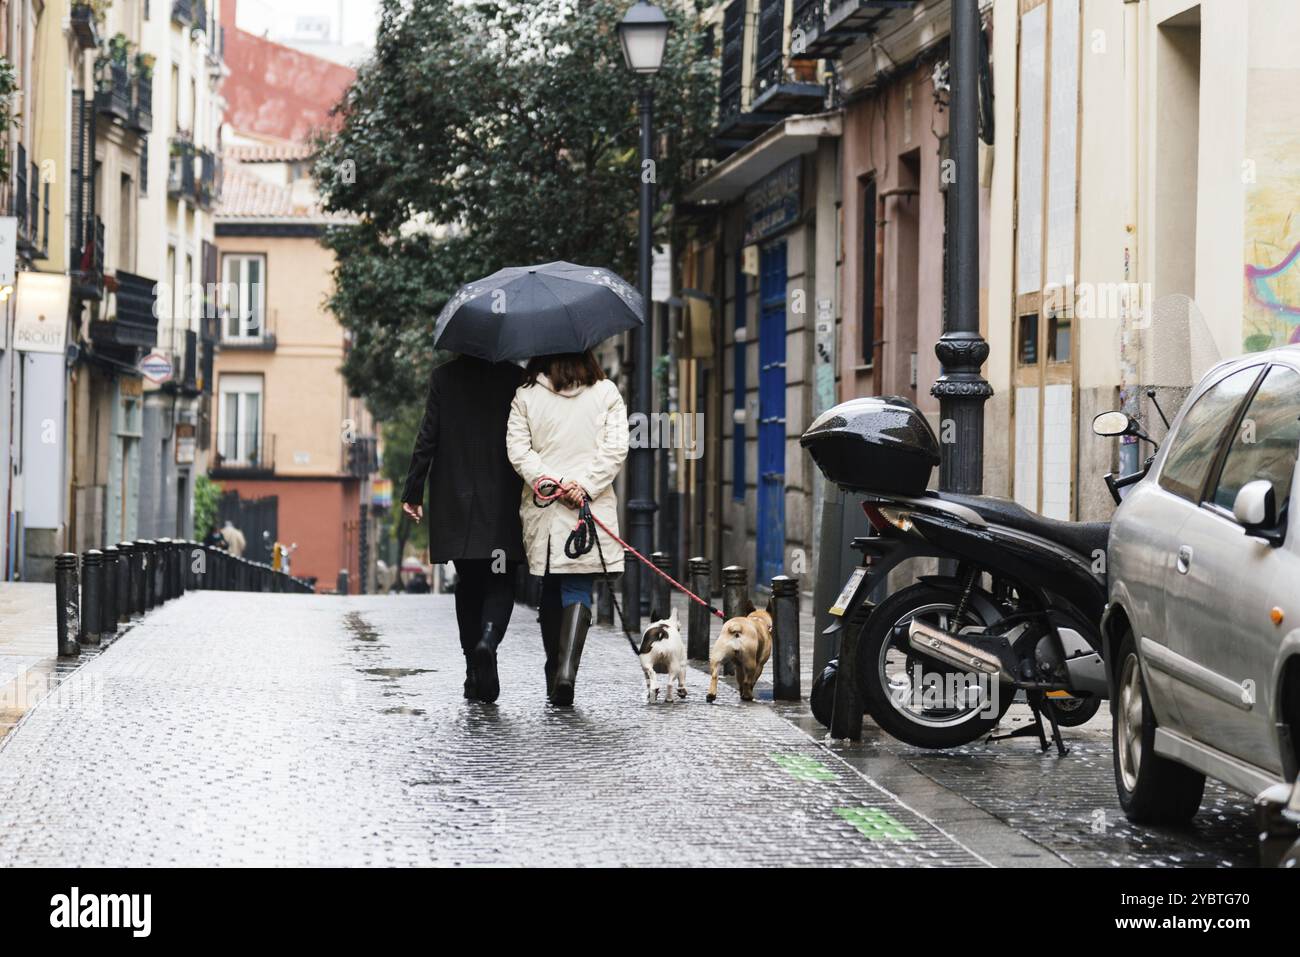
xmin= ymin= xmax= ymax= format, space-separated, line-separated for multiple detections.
xmin=1093 ymin=410 xmax=1150 ymax=442
xmin=1233 ymin=480 xmax=1277 ymax=534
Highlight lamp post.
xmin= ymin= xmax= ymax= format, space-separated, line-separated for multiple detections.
xmin=617 ymin=1 xmax=670 ymax=627
xmin=932 ymin=0 xmax=991 ymax=493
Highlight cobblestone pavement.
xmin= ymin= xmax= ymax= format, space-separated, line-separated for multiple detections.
xmin=783 ymin=703 xmax=1258 ymax=868
xmin=0 ymin=593 xmax=986 ymax=867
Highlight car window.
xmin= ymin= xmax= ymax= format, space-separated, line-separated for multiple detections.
xmin=1158 ymin=366 xmax=1262 ymax=502
xmin=1211 ymin=365 xmax=1300 ymax=517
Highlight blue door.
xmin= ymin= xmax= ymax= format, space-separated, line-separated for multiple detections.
xmin=756 ymin=242 xmax=787 ymax=586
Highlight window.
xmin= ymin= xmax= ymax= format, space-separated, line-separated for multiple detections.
xmin=1210 ymin=365 xmax=1300 ymax=517
xmin=222 ymin=254 xmax=266 ymax=339
xmin=1159 ymin=366 xmax=1263 ymax=502
xmin=217 ymin=374 xmax=264 ymax=466
xmin=119 ymin=174 xmax=134 ymax=270
xmin=1017 ymin=313 xmax=1038 ymax=365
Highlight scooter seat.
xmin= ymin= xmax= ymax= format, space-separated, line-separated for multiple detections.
xmin=928 ymin=492 xmax=1110 ymax=559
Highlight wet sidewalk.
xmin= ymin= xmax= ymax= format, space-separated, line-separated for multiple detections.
xmin=0 ymin=592 xmax=986 ymax=866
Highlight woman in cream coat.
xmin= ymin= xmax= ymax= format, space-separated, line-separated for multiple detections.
xmin=506 ymin=350 xmax=629 ymax=705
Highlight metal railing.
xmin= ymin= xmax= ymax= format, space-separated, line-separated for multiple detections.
xmin=215 ymin=432 xmax=275 ymax=472
xmin=96 ymin=59 xmax=132 ymax=122
xmin=54 ymin=541 xmax=314 ymax=657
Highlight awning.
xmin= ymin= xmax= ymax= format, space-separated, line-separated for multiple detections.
xmin=685 ymin=111 xmax=842 ymax=204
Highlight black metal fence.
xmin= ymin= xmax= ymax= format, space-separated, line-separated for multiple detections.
xmin=54 ymin=540 xmax=313 ymax=658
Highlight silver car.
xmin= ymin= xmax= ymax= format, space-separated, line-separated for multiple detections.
xmin=1099 ymin=346 xmax=1300 ymax=826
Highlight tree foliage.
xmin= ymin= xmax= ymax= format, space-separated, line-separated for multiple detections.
xmin=315 ymin=0 xmax=717 ymax=418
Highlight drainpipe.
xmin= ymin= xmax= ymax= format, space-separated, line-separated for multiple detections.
xmin=1119 ymin=0 xmax=1142 ymax=475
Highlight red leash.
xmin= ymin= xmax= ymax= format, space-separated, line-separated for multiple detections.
xmin=532 ymin=476 xmax=727 ymax=623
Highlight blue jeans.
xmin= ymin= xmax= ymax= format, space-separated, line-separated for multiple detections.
xmin=544 ymin=573 xmax=594 ymax=609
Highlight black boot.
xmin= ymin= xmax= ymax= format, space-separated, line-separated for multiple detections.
xmin=473 ymin=622 xmax=502 ymax=703
xmin=539 ymin=601 xmax=562 ymax=699
xmin=463 ymin=656 xmax=478 ymax=700
xmin=550 ymin=603 xmax=590 ymax=707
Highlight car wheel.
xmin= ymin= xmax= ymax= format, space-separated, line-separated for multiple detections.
xmin=1113 ymin=629 xmax=1206 ymax=825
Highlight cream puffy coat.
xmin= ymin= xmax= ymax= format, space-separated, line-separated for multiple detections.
xmin=506 ymin=374 xmax=629 ymax=576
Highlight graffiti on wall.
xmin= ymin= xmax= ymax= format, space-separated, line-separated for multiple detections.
xmin=1243 ymin=68 xmax=1300 ymax=352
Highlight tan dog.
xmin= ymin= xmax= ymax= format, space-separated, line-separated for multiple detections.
xmin=706 ymin=605 xmax=773 ymax=703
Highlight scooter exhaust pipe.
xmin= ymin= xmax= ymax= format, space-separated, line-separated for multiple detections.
xmin=906 ymin=619 xmax=1016 ymax=683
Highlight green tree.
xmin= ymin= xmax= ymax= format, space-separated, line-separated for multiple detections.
xmin=314 ymin=0 xmax=716 ymax=419
xmin=193 ymin=473 xmax=222 ymax=538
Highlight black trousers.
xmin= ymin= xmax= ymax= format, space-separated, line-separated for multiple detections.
xmin=453 ymin=559 xmax=519 ymax=655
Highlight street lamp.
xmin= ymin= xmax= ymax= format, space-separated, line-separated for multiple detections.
xmin=617 ymin=1 xmax=670 ymax=73
xmin=617 ymin=1 xmax=670 ymax=628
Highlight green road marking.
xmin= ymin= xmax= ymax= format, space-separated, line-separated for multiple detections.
xmin=834 ymin=807 xmax=917 ymax=841
xmin=770 ymin=753 xmax=838 ymax=782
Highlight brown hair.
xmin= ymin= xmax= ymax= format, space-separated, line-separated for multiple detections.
xmin=523 ymin=351 xmax=606 ymax=392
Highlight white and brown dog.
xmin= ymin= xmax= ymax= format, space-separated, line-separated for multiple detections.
xmin=639 ymin=608 xmax=688 ymax=703
xmin=707 ymin=604 xmax=772 ymax=703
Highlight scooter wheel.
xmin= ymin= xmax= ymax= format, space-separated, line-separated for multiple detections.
xmin=856 ymin=582 xmax=1015 ymax=749
xmin=1048 ymin=694 xmax=1102 ymax=727
xmin=810 ymin=659 xmax=838 ymax=728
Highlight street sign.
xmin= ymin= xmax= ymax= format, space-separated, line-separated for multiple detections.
xmin=139 ymin=351 xmax=174 ymax=383
xmin=13 ymin=272 xmax=71 ymax=354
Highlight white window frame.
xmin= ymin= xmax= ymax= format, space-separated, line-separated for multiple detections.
xmin=217 ymin=373 xmax=264 ymax=465
xmin=222 ymin=253 xmax=266 ymax=340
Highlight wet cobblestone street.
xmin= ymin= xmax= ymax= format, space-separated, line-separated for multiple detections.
xmin=0 ymin=593 xmax=984 ymax=867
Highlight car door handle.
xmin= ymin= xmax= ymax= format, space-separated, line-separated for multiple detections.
xmin=1176 ymin=545 xmax=1193 ymax=575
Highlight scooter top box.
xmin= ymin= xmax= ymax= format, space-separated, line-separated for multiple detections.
xmin=800 ymin=396 xmax=940 ymax=496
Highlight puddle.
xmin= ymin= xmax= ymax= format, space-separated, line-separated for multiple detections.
xmin=358 ymin=667 xmax=435 ymax=679
xmin=381 ymin=706 xmax=426 ymax=716
xmin=342 ymin=611 xmax=381 ymax=642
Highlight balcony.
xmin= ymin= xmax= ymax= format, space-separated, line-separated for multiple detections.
xmin=159 ymin=327 xmax=203 ymax=396
xmin=130 ymin=72 xmax=153 ymax=133
xmin=14 ymin=148 xmax=48 ymax=260
xmin=750 ymin=0 xmax=825 ymax=113
xmin=198 ymin=148 xmax=218 ymax=209
xmin=792 ymin=0 xmax=920 ymax=59
xmin=70 ymin=4 xmax=100 ymax=50
xmin=168 ymin=137 xmax=197 ymax=202
xmin=90 ymin=271 xmax=160 ymax=355
xmin=95 ymin=59 xmax=132 ymax=124
xmin=213 ymin=432 xmax=275 ymax=477
xmin=174 ymin=0 xmax=209 ymax=35
xmin=345 ymin=436 xmax=380 ymax=479
xmin=70 ymin=214 xmax=106 ymax=300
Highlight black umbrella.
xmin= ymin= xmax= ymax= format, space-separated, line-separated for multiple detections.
xmin=433 ymin=261 xmax=644 ymax=362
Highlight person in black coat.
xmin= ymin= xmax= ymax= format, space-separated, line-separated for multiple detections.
xmin=401 ymin=355 xmax=525 ymax=703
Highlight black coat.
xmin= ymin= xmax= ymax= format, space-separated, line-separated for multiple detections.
xmin=401 ymin=356 xmax=526 ymax=563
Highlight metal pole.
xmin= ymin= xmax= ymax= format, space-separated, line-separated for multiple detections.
xmin=81 ymin=550 xmax=103 ymax=645
xmin=932 ymin=0 xmax=991 ymax=494
xmin=100 ymin=545 xmax=119 ymax=639
xmin=117 ymin=542 xmax=137 ymax=619
xmin=55 ymin=553 xmax=80 ymax=658
xmin=769 ymin=574 xmax=800 ymax=700
xmin=687 ymin=556 xmax=711 ymax=661
xmin=626 ymin=82 xmax=658 ymax=631
xmin=721 ymin=565 xmax=748 ymax=620
xmin=649 ymin=550 xmax=671 ymax=621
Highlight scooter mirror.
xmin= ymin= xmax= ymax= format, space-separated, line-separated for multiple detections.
xmin=1092 ymin=410 xmax=1134 ymax=437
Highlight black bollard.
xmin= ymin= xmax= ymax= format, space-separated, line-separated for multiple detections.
xmin=156 ymin=538 xmax=172 ymax=601
xmin=649 ymin=551 xmax=672 ymax=622
xmin=55 ymin=553 xmax=81 ymax=658
xmin=117 ymin=542 xmax=136 ymax=620
xmin=722 ymin=565 xmax=749 ymax=620
xmin=595 ymin=577 xmax=613 ymax=625
xmin=137 ymin=540 xmax=154 ymax=610
xmin=100 ymin=546 xmax=120 ymax=639
xmin=770 ymin=575 xmax=801 ymax=701
xmin=336 ymin=568 xmax=349 ymax=596
xmin=687 ymin=557 xmax=712 ymax=661
xmin=79 ymin=550 xmax=103 ymax=646
xmin=830 ymin=606 xmax=866 ymax=741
